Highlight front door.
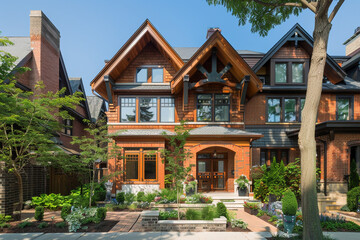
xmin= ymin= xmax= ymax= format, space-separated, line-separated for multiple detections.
xmin=197 ymin=154 xmax=227 ymax=191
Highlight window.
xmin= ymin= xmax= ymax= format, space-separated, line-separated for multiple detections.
xmin=62 ymin=119 xmax=73 ymax=135
xmin=267 ymin=97 xmax=305 ymax=123
xmin=215 ymin=94 xmax=230 ymax=122
xmin=139 ymin=97 xmax=157 ymax=122
xmin=125 ymin=148 xmax=157 ymax=181
xmin=197 ymin=94 xmax=212 ymax=122
xmin=292 ymin=63 xmax=304 ymax=83
xmin=337 ymin=97 xmax=353 ymax=120
xmin=284 ymin=98 xmax=296 ymax=122
xmin=272 ymin=60 xmax=306 ymax=84
xmin=275 ymin=63 xmax=287 ymax=83
xmin=120 ymin=97 xmax=136 ymax=122
xmin=160 ymin=98 xmax=175 ymax=122
xmin=152 ymin=68 xmax=164 ymax=83
xmin=136 ymin=68 xmax=148 ymax=83
xmin=125 ymin=153 xmax=139 ymax=180
xmin=197 ymin=94 xmax=230 ymax=122
xmin=267 ymin=98 xmax=281 ymax=122
xmin=260 ymin=149 xmax=289 ymax=165
xmin=144 ymin=153 xmax=156 ymax=180
xmin=136 ymin=67 xmax=163 ymax=83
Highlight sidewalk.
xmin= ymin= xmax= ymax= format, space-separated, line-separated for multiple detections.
xmin=0 ymin=232 xmax=360 ymax=240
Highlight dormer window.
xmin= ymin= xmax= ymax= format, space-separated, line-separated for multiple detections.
xmin=272 ymin=60 xmax=308 ymax=85
xmin=136 ymin=66 xmax=164 ymax=83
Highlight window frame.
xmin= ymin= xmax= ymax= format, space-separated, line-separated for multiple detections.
xmin=62 ymin=119 xmax=73 ymax=136
xmin=160 ymin=97 xmax=175 ymax=123
xmin=260 ymin=149 xmax=290 ymax=165
xmin=266 ymin=96 xmax=305 ymax=123
xmin=120 ymin=97 xmax=137 ymax=123
xmin=336 ymin=95 xmax=354 ymax=121
xmin=271 ymin=59 xmax=309 ymax=85
xmin=196 ymin=93 xmax=231 ymax=122
xmin=135 ymin=65 xmax=164 ymax=83
xmin=139 ymin=97 xmax=158 ymax=123
xmin=124 ymin=148 xmax=158 ymax=182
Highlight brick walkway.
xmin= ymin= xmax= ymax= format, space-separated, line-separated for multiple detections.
xmin=235 ymin=208 xmax=278 ymax=234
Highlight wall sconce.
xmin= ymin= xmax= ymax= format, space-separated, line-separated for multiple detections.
xmin=213 ymin=150 xmax=217 ymax=158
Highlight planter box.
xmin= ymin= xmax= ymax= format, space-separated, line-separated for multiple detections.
xmin=244 ymin=207 xmax=258 ymax=215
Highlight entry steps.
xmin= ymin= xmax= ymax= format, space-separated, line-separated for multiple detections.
xmin=209 ymin=196 xmax=254 ymax=209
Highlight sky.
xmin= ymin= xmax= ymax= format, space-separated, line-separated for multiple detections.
xmin=1 ymin=0 xmax=359 ymax=96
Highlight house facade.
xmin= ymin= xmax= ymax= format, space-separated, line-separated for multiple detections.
xmin=0 ymin=11 xmax=106 ymax=215
xmin=91 ymin=20 xmax=360 ymax=196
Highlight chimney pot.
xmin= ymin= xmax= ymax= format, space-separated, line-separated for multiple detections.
xmin=206 ymin=27 xmax=221 ymax=39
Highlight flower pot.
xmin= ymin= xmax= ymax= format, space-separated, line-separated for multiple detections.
xmin=244 ymin=207 xmax=258 ymax=215
xmin=283 ymin=215 xmax=296 ymax=234
xmin=238 ymin=187 xmax=248 ymax=196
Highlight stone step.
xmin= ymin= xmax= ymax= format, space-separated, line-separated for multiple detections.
xmin=210 ymin=196 xmax=252 ymax=200
xmin=326 ymin=204 xmax=342 ymax=211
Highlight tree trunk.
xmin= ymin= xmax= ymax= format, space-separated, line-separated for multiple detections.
xmin=14 ymin=170 xmax=23 ymax=217
xmin=89 ymin=162 xmax=96 ymax=208
xmin=299 ymin=13 xmax=331 ymax=240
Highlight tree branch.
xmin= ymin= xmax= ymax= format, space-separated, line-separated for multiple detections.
xmin=252 ymin=0 xmax=302 ymax=8
xmin=328 ymin=0 xmax=344 ymax=23
xmin=318 ymin=0 xmax=333 ymax=18
xmin=300 ymin=0 xmax=317 ymax=13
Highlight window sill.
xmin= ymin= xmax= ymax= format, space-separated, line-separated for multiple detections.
xmin=108 ymin=122 xmax=244 ymax=126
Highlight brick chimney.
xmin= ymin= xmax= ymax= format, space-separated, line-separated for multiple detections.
xmin=206 ymin=27 xmax=221 ymax=39
xmin=344 ymin=27 xmax=360 ymax=57
xmin=29 ymin=10 xmax=61 ymax=93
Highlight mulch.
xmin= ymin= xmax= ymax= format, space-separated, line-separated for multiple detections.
xmin=257 ymin=214 xmax=278 ymax=227
xmin=0 ymin=220 xmax=118 ymax=233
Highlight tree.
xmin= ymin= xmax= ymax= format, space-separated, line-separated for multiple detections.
xmin=349 ymin=159 xmax=360 ymax=190
xmin=0 ymin=36 xmax=83 ymax=216
xmin=161 ymin=121 xmax=193 ymax=219
xmin=71 ymin=118 xmax=122 ymax=207
xmin=206 ymin=1 xmax=344 ymax=239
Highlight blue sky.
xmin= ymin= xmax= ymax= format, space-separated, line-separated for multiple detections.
xmin=1 ymin=0 xmax=359 ymax=96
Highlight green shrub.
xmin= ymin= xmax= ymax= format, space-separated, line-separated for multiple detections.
xmin=216 ymin=202 xmax=227 ymax=219
xmin=34 ymin=206 xmax=44 ymax=221
xmin=185 ymin=209 xmax=201 ymax=220
xmin=347 ymin=186 xmax=360 ymax=211
xmin=201 ymin=206 xmax=218 ymax=220
xmin=125 ymin=193 xmax=136 ymax=204
xmin=96 ymin=207 xmax=107 ymax=221
xmin=18 ymin=221 xmax=32 ymax=228
xmin=0 ymin=214 xmax=12 ymax=224
xmin=0 ymin=223 xmax=10 ymax=229
xmin=61 ymin=204 xmax=72 ymax=221
xmin=55 ymin=221 xmax=67 ymax=228
xmin=340 ymin=205 xmax=351 ymax=212
xmin=230 ymin=219 xmax=248 ymax=229
xmin=159 ymin=210 xmax=178 ymax=220
xmin=127 ymin=203 xmax=137 ymax=210
xmin=282 ymin=189 xmax=298 ymax=216
xmin=321 ymin=221 xmax=360 ymax=232
xmin=136 ymin=192 xmax=145 ymax=202
xmin=144 ymin=193 xmax=156 ymax=203
xmin=349 ymin=159 xmax=360 ymax=190
xmin=116 ymin=192 xmax=125 ymax=204
xmin=37 ymin=222 xmax=48 ymax=229
xmin=93 ymin=184 xmax=106 ymax=202
xmin=269 ymin=215 xmax=278 ymax=222
xmin=256 ymin=210 xmax=265 ymax=217
xmin=157 ymin=189 xmax=178 ymax=202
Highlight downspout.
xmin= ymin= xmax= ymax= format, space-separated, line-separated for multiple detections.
xmin=319 ymin=139 xmax=327 ymax=196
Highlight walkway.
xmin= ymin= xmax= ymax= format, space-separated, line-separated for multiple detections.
xmin=235 ymin=208 xmax=278 ymax=234
xmin=1 ymin=232 xmax=360 ymax=240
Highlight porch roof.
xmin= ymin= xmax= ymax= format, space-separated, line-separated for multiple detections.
xmin=113 ymin=129 xmax=174 ymax=137
xmin=188 ymin=126 xmax=262 ymax=138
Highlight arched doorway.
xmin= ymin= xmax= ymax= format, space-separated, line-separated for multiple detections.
xmin=196 ymin=147 xmax=235 ymax=192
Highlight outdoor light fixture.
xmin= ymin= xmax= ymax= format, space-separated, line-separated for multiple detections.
xmin=213 ymin=150 xmax=217 ymax=158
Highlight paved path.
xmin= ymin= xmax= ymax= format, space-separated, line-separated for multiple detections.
xmin=235 ymin=208 xmax=278 ymax=234
xmin=1 ymin=232 xmax=360 ymax=240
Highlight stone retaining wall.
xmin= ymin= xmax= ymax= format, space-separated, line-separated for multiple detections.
xmin=141 ymin=210 xmax=227 ymax=232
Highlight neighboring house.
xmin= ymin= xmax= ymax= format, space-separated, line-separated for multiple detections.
xmin=0 ymin=11 xmax=102 ymax=215
xmin=91 ymin=20 xmax=360 ymax=197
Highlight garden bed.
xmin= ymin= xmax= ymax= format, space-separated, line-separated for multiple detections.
xmin=0 ymin=220 xmax=118 ymax=233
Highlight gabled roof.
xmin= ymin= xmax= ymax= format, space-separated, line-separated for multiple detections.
xmin=91 ymin=19 xmax=184 ymax=100
xmin=342 ymin=52 xmax=360 ymax=70
xmin=171 ymin=31 xmax=263 ymax=97
xmin=68 ymin=77 xmax=91 ymax=120
xmin=253 ymin=23 xmax=346 ymax=84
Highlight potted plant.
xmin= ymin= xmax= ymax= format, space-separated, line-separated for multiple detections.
xmin=185 ymin=181 xmax=197 ymax=196
xmin=282 ymin=189 xmax=298 ymax=234
xmin=244 ymin=202 xmax=260 ymax=215
xmin=236 ymin=175 xmax=249 ymax=196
